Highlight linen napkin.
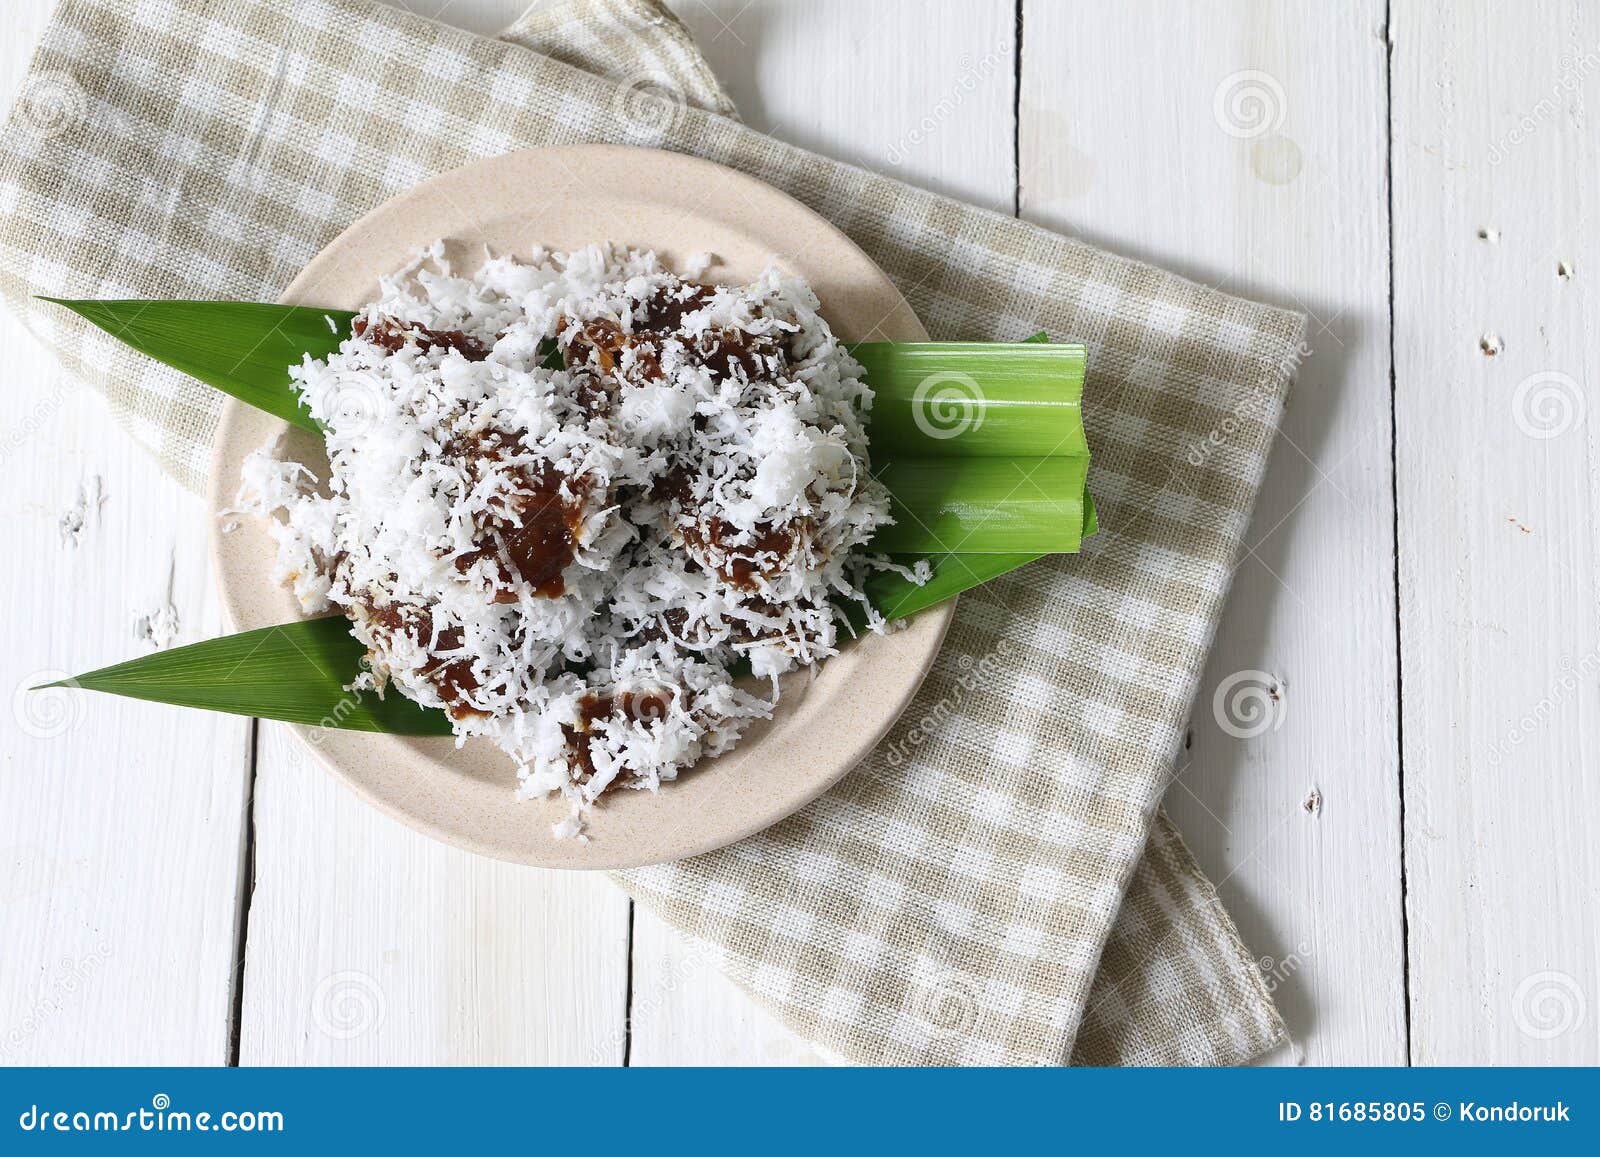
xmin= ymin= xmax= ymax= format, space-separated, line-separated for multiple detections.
xmin=0 ymin=0 xmax=1298 ymax=1065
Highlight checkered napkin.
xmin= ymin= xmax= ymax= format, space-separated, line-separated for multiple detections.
xmin=0 ymin=0 xmax=1301 ymax=1065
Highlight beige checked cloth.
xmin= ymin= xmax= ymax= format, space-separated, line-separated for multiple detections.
xmin=0 ymin=0 xmax=1301 ymax=1065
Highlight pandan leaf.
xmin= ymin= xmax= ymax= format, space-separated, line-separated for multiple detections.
xmin=853 ymin=339 xmax=1086 ymax=457
xmin=872 ymin=455 xmax=1090 ymax=554
xmin=42 ymin=616 xmax=450 ymax=735
xmin=43 ymin=298 xmax=351 ymax=432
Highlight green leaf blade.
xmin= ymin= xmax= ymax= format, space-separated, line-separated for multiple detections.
xmin=854 ymin=552 xmax=1044 ymax=627
xmin=856 ymin=330 xmax=1094 ymax=597
xmin=41 ymin=298 xmax=349 ymax=433
xmin=59 ymin=616 xmax=452 ymax=735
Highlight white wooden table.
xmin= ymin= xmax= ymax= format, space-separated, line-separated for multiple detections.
xmin=2 ymin=0 xmax=1595 ymax=1066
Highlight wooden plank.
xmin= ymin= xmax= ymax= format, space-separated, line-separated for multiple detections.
xmin=0 ymin=0 xmax=252 ymax=1066
xmin=238 ymin=724 xmax=629 ymax=1065
xmin=0 ymin=328 xmax=252 ymax=1063
xmin=1392 ymin=0 xmax=1600 ymax=1065
xmin=1020 ymin=0 xmax=1406 ymax=1063
xmin=236 ymin=0 xmax=631 ymax=1066
xmin=625 ymin=0 xmax=1020 ymax=1066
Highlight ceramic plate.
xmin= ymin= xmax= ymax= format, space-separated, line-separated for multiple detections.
xmin=208 ymin=144 xmax=952 ymax=869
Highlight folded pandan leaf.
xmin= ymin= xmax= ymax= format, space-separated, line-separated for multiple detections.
xmin=872 ymin=455 xmax=1092 ymax=554
xmin=851 ymin=339 xmax=1086 ymax=457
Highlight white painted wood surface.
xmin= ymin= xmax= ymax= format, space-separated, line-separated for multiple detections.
xmin=1 ymin=0 xmax=1595 ymax=1066
xmin=1392 ymin=0 xmax=1600 ymax=1065
xmin=1020 ymin=0 xmax=1407 ymax=1066
xmin=0 ymin=356 xmax=252 ymax=1066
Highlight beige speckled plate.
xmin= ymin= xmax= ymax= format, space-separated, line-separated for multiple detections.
xmin=208 ymin=144 xmax=952 ymax=870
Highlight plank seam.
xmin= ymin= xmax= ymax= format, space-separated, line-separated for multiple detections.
xmin=226 ymin=718 xmax=260 ymax=1067
xmin=1382 ymin=0 xmax=1415 ymax=1068
xmin=622 ymin=902 xmax=636 ymax=1067
xmin=1011 ymin=0 xmax=1023 ymax=217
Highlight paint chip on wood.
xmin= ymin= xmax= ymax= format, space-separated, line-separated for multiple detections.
xmin=134 ymin=604 xmax=180 ymax=650
xmin=59 ymin=475 xmax=105 ymax=547
xmin=1557 ymin=260 xmax=1574 ymax=280
xmin=1477 ymin=226 xmax=1499 ymax=242
xmin=1303 ymin=788 xmax=1322 ymax=816
xmin=1479 ymin=334 xmax=1504 ymax=357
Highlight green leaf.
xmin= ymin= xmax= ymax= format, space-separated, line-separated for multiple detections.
xmin=41 ymin=298 xmax=350 ymax=433
xmin=837 ymin=552 xmax=1040 ymax=630
xmin=858 ymin=330 xmax=1093 ymax=599
xmin=871 ymin=455 xmax=1090 ymax=554
xmin=850 ymin=331 xmax=1094 ymax=610
xmin=50 ymin=616 xmax=451 ymax=735
xmin=859 ymin=503 xmax=1096 ymax=623
xmin=853 ymin=339 xmax=1087 ymax=457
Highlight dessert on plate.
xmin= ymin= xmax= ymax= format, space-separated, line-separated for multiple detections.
xmin=238 ymin=243 xmax=921 ymax=836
